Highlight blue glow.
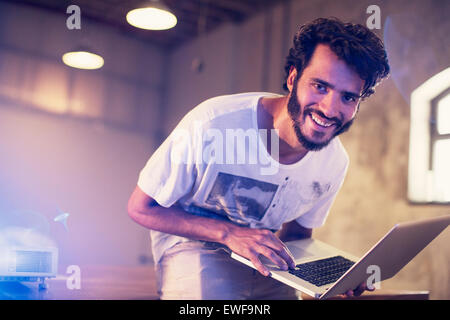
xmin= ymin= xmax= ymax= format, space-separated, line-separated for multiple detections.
xmin=0 ymin=227 xmax=56 ymax=248
xmin=53 ymin=212 xmax=70 ymax=231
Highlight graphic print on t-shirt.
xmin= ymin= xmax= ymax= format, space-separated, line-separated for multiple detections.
xmin=205 ymin=172 xmax=278 ymax=221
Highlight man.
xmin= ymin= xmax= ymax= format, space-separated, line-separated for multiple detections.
xmin=128 ymin=18 xmax=390 ymax=299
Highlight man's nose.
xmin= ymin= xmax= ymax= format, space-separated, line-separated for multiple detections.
xmin=318 ymin=92 xmax=341 ymax=120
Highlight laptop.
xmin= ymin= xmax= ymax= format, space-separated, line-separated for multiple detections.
xmin=231 ymin=214 xmax=450 ymax=299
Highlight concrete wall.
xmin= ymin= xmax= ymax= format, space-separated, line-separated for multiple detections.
xmin=0 ymin=2 xmax=164 ymax=267
xmin=165 ymin=0 xmax=450 ymax=299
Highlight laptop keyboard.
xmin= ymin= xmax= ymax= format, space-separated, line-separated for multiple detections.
xmin=288 ymin=256 xmax=355 ymax=287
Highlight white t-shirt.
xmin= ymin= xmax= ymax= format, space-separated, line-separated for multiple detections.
xmin=138 ymin=92 xmax=349 ymax=264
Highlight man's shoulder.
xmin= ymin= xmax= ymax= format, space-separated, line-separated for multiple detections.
xmin=329 ymin=137 xmax=349 ymax=158
xmin=311 ymin=137 xmax=349 ymax=171
xmin=201 ymin=92 xmax=279 ymax=106
xmin=329 ymin=137 xmax=350 ymax=168
xmin=187 ymin=92 xmax=280 ymax=122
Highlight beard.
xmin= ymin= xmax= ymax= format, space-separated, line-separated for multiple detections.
xmin=287 ymin=79 xmax=355 ymax=151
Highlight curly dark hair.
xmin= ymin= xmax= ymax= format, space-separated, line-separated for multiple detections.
xmin=283 ymin=17 xmax=390 ymax=99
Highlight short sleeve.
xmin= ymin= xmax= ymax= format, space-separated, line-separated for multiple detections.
xmin=137 ymin=115 xmax=199 ymax=208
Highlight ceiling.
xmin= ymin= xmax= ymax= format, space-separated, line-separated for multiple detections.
xmin=7 ymin=0 xmax=288 ymax=50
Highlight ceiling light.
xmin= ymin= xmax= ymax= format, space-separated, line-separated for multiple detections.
xmin=62 ymin=51 xmax=104 ymax=70
xmin=126 ymin=1 xmax=177 ymax=30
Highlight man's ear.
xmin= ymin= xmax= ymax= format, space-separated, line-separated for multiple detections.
xmin=286 ymin=66 xmax=298 ymax=93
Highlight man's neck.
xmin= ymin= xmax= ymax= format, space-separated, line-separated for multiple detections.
xmin=257 ymin=96 xmax=309 ymax=165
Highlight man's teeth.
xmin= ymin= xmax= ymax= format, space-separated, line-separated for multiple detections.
xmin=311 ymin=113 xmax=333 ymax=127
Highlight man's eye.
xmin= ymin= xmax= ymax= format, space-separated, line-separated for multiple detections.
xmin=343 ymin=95 xmax=356 ymax=103
xmin=314 ymin=83 xmax=327 ymax=92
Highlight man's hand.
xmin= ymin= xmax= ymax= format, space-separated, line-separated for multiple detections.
xmin=222 ymin=225 xmax=296 ymax=277
xmin=340 ymin=281 xmax=376 ymax=298
xmin=128 ymin=186 xmax=295 ymax=277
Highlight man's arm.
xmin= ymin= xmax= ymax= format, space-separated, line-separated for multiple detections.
xmin=127 ymin=185 xmax=295 ymax=276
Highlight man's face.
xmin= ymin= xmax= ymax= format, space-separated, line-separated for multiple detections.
xmin=287 ymin=44 xmax=364 ymax=151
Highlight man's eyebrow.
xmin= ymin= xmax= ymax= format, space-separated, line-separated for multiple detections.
xmin=311 ymin=78 xmax=362 ymax=98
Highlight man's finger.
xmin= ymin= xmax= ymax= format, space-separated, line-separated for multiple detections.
xmin=260 ymin=233 xmax=296 ymax=269
xmin=345 ymin=290 xmax=354 ymax=297
xmin=278 ymin=245 xmax=296 ymax=269
xmin=249 ymin=253 xmax=270 ymax=277
xmin=353 ymin=282 xmax=367 ymax=297
xmin=249 ymin=254 xmax=270 ymax=277
xmin=258 ymin=246 xmax=289 ymax=270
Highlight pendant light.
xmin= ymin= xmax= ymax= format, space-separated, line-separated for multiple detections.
xmin=62 ymin=49 xmax=104 ymax=70
xmin=126 ymin=0 xmax=177 ymax=30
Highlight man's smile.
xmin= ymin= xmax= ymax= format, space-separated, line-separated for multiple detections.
xmin=310 ymin=112 xmax=334 ymax=128
xmin=305 ymin=110 xmax=341 ymax=131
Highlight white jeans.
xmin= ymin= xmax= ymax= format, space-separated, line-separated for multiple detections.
xmin=156 ymin=240 xmax=300 ymax=300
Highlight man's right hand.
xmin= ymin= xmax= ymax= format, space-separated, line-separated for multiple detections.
xmin=128 ymin=186 xmax=295 ymax=277
xmin=222 ymin=224 xmax=296 ymax=277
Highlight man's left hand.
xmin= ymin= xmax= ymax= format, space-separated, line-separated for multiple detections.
xmin=341 ymin=282 xmax=376 ymax=298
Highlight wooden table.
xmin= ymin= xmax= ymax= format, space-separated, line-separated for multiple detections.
xmin=0 ymin=265 xmax=159 ymax=300
xmin=0 ymin=264 xmax=429 ymax=300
